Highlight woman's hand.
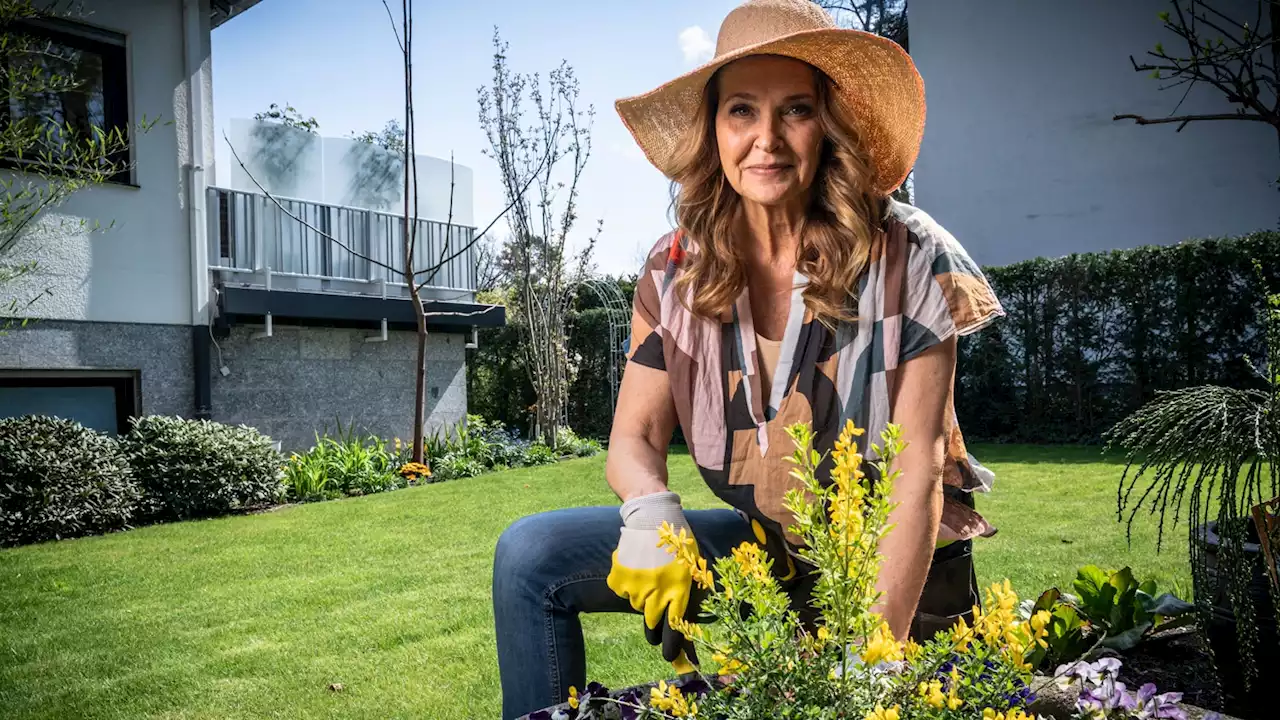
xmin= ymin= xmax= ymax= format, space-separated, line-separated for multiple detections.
xmin=875 ymin=335 xmax=957 ymax=640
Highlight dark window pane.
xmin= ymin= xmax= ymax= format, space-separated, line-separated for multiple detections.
xmin=8 ymin=42 xmax=106 ymax=148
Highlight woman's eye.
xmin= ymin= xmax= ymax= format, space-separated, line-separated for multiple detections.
xmin=787 ymin=103 xmax=814 ymax=117
xmin=728 ymin=103 xmax=753 ymax=117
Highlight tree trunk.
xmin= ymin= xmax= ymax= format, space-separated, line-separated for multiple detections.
xmin=413 ymin=316 xmax=428 ymax=463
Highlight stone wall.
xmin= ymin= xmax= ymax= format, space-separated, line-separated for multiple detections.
xmin=209 ymin=324 xmax=466 ymax=450
xmin=0 ymin=319 xmax=194 ymax=417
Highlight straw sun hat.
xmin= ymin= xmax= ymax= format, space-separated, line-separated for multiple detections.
xmin=615 ymin=0 xmax=924 ymax=197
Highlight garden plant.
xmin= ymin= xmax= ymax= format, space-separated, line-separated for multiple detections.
xmin=532 ymin=421 xmax=1203 ymax=720
xmin=1105 ymin=265 xmax=1280 ymax=708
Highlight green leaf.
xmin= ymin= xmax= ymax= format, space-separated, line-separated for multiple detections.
xmin=1141 ymin=591 xmax=1195 ymax=618
xmin=1033 ymin=587 xmax=1062 ymax=614
xmin=1158 ymin=11 xmax=1170 ymax=22
xmin=1073 ymin=564 xmax=1108 ymax=603
xmin=1100 ymin=621 xmax=1152 ymax=650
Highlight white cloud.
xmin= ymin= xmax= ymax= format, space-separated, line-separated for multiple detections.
xmin=610 ymin=141 xmax=647 ymax=163
xmin=678 ymin=26 xmax=715 ymax=66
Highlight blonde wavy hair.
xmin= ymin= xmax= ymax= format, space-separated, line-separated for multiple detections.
xmin=668 ymin=64 xmax=884 ymax=326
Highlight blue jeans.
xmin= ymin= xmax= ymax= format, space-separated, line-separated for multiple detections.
xmin=492 ymin=506 xmax=757 ymax=719
xmin=492 ymin=506 xmax=978 ymax=720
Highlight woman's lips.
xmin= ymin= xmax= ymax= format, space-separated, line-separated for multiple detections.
xmin=745 ymin=164 xmax=792 ymax=176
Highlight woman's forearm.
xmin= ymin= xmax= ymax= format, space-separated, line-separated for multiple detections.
xmin=606 ymin=434 xmax=671 ymax=502
xmin=872 ymin=448 xmax=944 ymax=639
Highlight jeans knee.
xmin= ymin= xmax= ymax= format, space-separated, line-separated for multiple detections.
xmin=494 ymin=513 xmax=556 ymax=597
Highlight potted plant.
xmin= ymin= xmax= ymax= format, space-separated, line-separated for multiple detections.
xmin=1104 ymin=266 xmax=1280 ymax=716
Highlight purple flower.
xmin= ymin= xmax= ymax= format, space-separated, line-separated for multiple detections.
xmin=1130 ymin=681 xmax=1188 ymax=720
xmin=1003 ymin=680 xmax=1036 ymax=706
xmin=1077 ymin=675 xmax=1130 ymax=714
xmin=616 ymin=690 xmax=642 ymax=720
xmin=1094 ymin=657 xmax=1122 ymax=678
xmin=677 ymin=677 xmax=711 ymax=697
xmin=585 ymin=681 xmax=609 ymax=697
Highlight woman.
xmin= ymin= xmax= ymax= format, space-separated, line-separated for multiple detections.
xmin=492 ymin=1 xmax=1003 ymax=717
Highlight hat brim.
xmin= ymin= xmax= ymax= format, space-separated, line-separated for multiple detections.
xmin=615 ymin=27 xmax=924 ymax=196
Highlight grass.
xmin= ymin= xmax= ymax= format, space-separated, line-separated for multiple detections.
xmin=0 ymin=445 xmax=1192 ymax=719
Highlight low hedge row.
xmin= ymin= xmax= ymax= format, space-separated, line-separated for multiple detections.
xmin=1 ymin=413 xmax=604 ymax=548
xmin=0 ymin=415 xmax=284 ymax=547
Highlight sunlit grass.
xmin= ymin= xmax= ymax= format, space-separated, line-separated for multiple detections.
xmin=0 ymin=445 xmax=1192 ymax=719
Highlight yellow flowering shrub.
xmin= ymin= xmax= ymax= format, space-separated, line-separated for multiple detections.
xmin=569 ymin=421 xmax=1053 ymax=720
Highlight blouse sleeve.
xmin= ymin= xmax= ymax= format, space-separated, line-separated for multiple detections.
xmin=896 ymin=206 xmax=1005 ymax=364
xmin=626 ymin=233 xmax=677 ymax=371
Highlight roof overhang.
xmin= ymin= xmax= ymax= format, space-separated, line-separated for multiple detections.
xmin=216 ymin=286 xmax=506 ymax=334
xmin=212 ymin=0 xmax=266 ymax=29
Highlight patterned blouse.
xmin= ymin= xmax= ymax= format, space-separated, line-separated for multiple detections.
xmin=627 ymin=200 xmax=1005 ymax=560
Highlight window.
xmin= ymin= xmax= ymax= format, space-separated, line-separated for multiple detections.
xmin=0 ymin=17 xmax=130 ymax=183
xmin=0 ymin=370 xmax=139 ymax=435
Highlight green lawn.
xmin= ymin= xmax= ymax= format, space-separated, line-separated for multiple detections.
xmin=0 ymin=446 xmax=1191 ymax=719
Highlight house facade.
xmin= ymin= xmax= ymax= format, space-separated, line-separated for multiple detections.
xmin=910 ymin=0 xmax=1277 ymax=268
xmin=0 ymin=0 xmax=502 ymax=449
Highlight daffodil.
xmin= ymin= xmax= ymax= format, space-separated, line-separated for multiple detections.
xmin=567 ymin=686 xmax=579 ymax=709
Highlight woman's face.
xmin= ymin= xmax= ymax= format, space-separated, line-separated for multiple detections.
xmin=714 ymin=55 xmax=824 ymax=209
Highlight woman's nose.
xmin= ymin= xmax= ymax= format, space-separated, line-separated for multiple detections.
xmin=754 ymin=114 xmax=783 ymax=153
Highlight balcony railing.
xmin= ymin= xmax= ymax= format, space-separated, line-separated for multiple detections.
xmin=208 ymin=186 xmax=477 ymax=301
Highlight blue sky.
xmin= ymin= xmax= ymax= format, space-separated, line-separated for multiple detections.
xmin=212 ymin=0 xmax=742 ymax=276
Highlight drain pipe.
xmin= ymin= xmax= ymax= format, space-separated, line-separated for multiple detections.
xmin=184 ymin=0 xmax=212 ymax=419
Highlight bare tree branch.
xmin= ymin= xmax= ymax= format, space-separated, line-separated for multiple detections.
xmin=1114 ymin=111 xmax=1270 ymax=129
xmin=379 ymin=0 xmax=404 ymax=54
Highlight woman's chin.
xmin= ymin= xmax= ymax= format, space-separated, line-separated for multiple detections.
xmin=740 ymin=184 xmax=804 ymax=208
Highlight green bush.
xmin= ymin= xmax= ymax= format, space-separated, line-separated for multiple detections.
xmin=556 ymin=427 xmax=602 ymax=457
xmin=430 ymin=453 xmax=486 ymax=481
xmin=524 ymin=443 xmax=558 ymax=466
xmin=0 ymin=415 xmax=141 ymax=546
xmin=284 ymin=449 xmax=339 ymax=503
xmin=285 ymin=426 xmax=403 ymax=502
xmin=122 ymin=416 xmax=285 ymax=521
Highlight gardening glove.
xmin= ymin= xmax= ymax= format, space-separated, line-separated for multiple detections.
xmin=606 ymin=491 xmax=702 ymax=674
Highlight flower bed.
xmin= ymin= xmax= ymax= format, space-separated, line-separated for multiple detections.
xmin=518 ymin=421 xmax=1224 ymax=720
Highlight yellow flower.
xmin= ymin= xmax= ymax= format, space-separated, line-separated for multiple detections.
xmin=947 ymin=667 xmax=964 ymax=710
xmin=669 ymin=615 xmax=704 ymax=640
xmin=904 ymin=637 xmax=923 ymax=661
xmin=860 ymin=622 xmax=904 ymax=666
xmin=951 ymin=615 xmax=974 ymax=651
xmin=730 ymin=541 xmax=771 ymax=584
xmin=862 ymin=703 xmax=900 ymax=720
xmin=983 ymin=709 xmax=1031 ymax=720
xmin=1030 ymin=609 xmax=1051 ymax=649
xmin=817 ymin=626 xmax=831 ymax=644
xmin=650 ymin=681 xmax=696 ymax=717
xmin=918 ymin=679 xmax=946 ymax=709
xmin=712 ymin=652 xmax=745 ymax=674
xmin=567 ymin=686 xmax=579 ymax=709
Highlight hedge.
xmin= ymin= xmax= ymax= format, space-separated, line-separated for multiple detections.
xmin=469 ymin=231 xmax=1280 ymax=445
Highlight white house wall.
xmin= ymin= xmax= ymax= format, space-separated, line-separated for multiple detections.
xmin=910 ymin=0 xmax=1278 ymax=267
xmin=5 ymin=0 xmax=212 ymax=326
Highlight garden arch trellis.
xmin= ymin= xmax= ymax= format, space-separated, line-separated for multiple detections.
xmin=571 ymin=277 xmax=631 ymax=421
